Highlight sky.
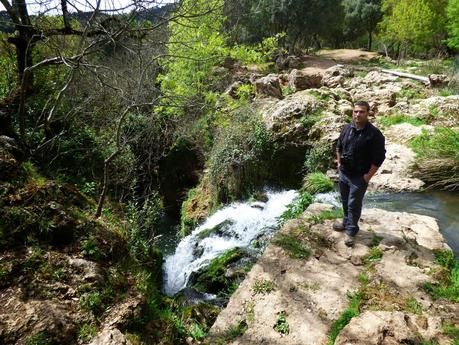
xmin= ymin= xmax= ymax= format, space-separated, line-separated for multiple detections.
xmin=0 ymin=0 xmax=175 ymax=14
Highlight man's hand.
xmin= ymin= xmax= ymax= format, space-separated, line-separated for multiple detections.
xmin=363 ymin=164 xmax=380 ymax=184
xmin=363 ymin=174 xmax=371 ymax=184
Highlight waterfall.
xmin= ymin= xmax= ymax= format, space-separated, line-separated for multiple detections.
xmin=162 ymin=189 xmax=298 ymax=296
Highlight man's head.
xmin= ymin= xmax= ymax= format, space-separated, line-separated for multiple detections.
xmin=353 ymin=101 xmax=370 ymax=128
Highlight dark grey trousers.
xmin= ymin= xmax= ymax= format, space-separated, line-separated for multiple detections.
xmin=338 ymin=170 xmax=368 ymax=236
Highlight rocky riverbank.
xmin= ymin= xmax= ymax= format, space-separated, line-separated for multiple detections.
xmin=208 ymin=204 xmax=458 ymax=344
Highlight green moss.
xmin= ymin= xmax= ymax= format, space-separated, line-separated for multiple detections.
xmin=25 ymin=332 xmax=55 ymax=345
xmin=443 ymin=322 xmax=459 ymax=345
xmin=272 ymin=234 xmax=310 ymax=260
xmin=192 ymin=248 xmax=246 ymax=295
xmin=405 ymin=297 xmax=423 ymax=315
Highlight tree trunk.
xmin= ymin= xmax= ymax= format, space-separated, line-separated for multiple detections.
xmin=367 ymin=30 xmax=373 ymax=51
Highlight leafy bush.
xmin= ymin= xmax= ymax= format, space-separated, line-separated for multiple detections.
xmin=208 ymin=106 xmax=274 ymax=202
xmin=279 ymin=191 xmax=313 ymax=224
xmin=126 ymin=192 xmax=163 ymax=263
xmin=304 ymin=143 xmax=334 ymax=174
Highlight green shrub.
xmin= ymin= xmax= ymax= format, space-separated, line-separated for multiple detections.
xmin=252 ymin=279 xmax=276 ymax=294
xmin=308 ymin=208 xmax=343 ymax=225
xmin=78 ymin=323 xmax=98 ymax=343
xmin=279 ymin=191 xmax=313 ymax=223
xmin=304 ymin=143 xmax=334 ymax=173
xmin=411 ymin=128 xmax=459 ymax=161
xmin=423 ymin=250 xmax=459 ymax=302
xmin=208 ymin=106 xmax=274 ymax=202
xmin=126 ymin=192 xmax=163 ymax=262
xmin=302 ymin=172 xmax=334 ymax=195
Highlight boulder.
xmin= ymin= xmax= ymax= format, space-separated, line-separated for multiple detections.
xmin=88 ymin=327 xmax=132 ymax=345
xmin=428 ymin=74 xmax=449 ymax=87
xmin=322 ymin=65 xmax=353 ymax=88
xmin=224 ymin=81 xmax=243 ymax=98
xmin=288 ymin=69 xmax=323 ymax=90
xmin=254 ymin=74 xmax=283 ymax=99
xmin=0 ymin=297 xmax=81 ymax=344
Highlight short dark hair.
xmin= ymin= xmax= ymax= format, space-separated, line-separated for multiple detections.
xmin=354 ymin=101 xmax=370 ymax=111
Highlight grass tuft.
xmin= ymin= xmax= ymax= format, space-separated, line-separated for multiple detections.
xmin=327 ymin=291 xmax=362 ymax=345
xmin=273 ymin=234 xmax=310 ymax=260
xmin=378 ymin=113 xmax=425 ymax=127
xmin=252 ymin=279 xmax=276 ymax=295
xmin=302 ymin=172 xmax=334 ymax=195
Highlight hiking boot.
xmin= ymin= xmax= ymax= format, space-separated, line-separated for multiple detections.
xmin=332 ymin=222 xmax=345 ymax=232
xmin=344 ymin=233 xmax=355 ymax=247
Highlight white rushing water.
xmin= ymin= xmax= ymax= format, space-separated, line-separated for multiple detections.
xmin=162 ymin=189 xmax=298 ymax=296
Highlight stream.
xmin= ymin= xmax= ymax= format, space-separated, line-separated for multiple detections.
xmin=159 ymin=189 xmax=459 ymax=296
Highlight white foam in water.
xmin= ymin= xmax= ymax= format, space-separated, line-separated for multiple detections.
xmin=314 ymin=191 xmax=341 ymax=208
xmin=162 ymin=189 xmax=298 ymax=296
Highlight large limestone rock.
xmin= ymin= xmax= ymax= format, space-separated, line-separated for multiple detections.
xmin=322 ymin=65 xmax=353 ymax=88
xmin=0 ymin=296 xmax=82 ymax=344
xmin=335 ymin=311 xmax=444 ymax=345
xmin=288 ymin=69 xmax=323 ymax=91
xmin=208 ymin=205 xmax=450 ymax=345
xmin=254 ymin=74 xmax=283 ymax=99
xmin=368 ymin=140 xmax=425 ymax=192
xmin=256 ymin=91 xmax=323 ymax=143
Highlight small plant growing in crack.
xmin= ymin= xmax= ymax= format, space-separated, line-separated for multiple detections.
xmin=252 ymin=279 xmax=276 ymax=295
xmin=274 ymin=311 xmax=289 ymax=335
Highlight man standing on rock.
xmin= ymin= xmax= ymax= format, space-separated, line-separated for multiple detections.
xmin=334 ymin=101 xmax=386 ymax=247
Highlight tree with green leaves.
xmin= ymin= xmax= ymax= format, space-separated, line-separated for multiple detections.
xmin=343 ymin=0 xmax=383 ymax=51
xmin=447 ymin=0 xmax=459 ymax=49
xmin=380 ymin=0 xmax=448 ymax=55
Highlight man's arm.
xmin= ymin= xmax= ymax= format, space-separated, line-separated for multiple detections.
xmin=364 ymin=130 xmax=386 ymax=183
xmin=363 ymin=164 xmax=379 ymax=183
xmin=336 ymin=151 xmax=341 ymax=168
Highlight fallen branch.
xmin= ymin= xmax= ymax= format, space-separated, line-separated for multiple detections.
xmin=381 ymin=69 xmax=429 ymax=84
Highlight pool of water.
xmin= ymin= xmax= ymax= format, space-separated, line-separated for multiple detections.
xmin=365 ymin=191 xmax=459 ymax=255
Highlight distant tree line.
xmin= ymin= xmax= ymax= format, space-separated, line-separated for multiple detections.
xmin=223 ymin=0 xmax=459 ymax=56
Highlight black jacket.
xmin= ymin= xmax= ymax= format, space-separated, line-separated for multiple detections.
xmin=336 ymin=121 xmax=386 ymax=176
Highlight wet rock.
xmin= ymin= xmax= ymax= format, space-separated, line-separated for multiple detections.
xmin=250 ymin=201 xmax=265 ymax=210
xmin=254 ymin=74 xmax=283 ymax=99
xmin=196 ymin=219 xmax=236 ymax=239
xmin=288 ymin=69 xmax=322 ymax=90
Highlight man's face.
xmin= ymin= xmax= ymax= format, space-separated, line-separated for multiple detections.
xmin=353 ymin=105 xmax=369 ymax=126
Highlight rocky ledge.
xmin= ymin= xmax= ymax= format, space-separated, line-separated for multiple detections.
xmin=208 ymin=203 xmax=458 ymax=345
